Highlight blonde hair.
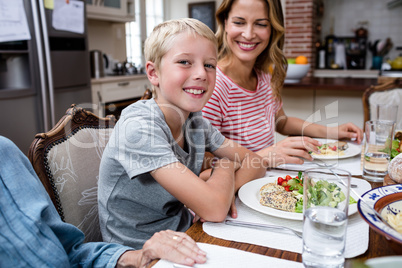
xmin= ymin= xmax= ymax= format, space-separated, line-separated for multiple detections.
xmin=144 ymin=18 xmax=218 ymax=70
xmin=215 ymin=0 xmax=287 ymax=98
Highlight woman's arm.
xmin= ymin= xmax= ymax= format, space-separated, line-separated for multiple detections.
xmin=276 ymin=108 xmax=363 ymax=142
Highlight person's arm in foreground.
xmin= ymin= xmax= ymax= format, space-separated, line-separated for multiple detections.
xmin=117 ymin=230 xmax=206 ymax=267
xmin=0 ymin=136 xmax=205 ymax=268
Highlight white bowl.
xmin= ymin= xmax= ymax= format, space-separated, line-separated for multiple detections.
xmin=285 ymin=64 xmax=310 ymax=83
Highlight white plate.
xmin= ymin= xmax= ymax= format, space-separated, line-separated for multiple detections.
xmin=238 ymin=176 xmax=358 ymax=221
xmin=311 ymin=139 xmax=361 ymax=160
xmin=365 ymin=256 xmax=402 ymax=268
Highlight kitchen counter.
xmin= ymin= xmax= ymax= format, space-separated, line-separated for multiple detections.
xmin=91 ymin=74 xmax=148 ymax=85
xmin=284 ymin=76 xmax=378 ymax=92
xmin=90 ymin=74 xmax=151 ymax=117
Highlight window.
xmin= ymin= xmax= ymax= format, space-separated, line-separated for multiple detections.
xmin=126 ymin=0 xmax=164 ymax=70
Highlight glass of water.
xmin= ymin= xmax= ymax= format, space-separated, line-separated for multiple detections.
xmin=363 ymin=120 xmax=394 ymax=182
xmin=376 ymin=104 xmax=398 ymax=124
xmin=302 ymin=168 xmax=351 ymax=268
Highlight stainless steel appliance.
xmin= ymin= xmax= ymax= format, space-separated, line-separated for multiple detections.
xmin=90 ymin=50 xmax=105 ymax=78
xmin=0 ymin=0 xmax=91 ymax=153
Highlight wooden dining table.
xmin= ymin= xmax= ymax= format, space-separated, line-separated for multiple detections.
xmin=185 ymin=180 xmax=397 ymax=267
xmin=150 ymin=173 xmax=398 ymax=267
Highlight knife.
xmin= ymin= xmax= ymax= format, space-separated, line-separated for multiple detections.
xmin=225 ymin=219 xmax=303 ymax=238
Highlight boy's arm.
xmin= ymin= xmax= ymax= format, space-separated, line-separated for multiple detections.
xmin=213 ymin=139 xmax=266 ymax=192
xmin=151 ymin=157 xmax=238 ymax=222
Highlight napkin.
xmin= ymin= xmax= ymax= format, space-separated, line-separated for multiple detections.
xmin=276 ymin=154 xmax=363 ymax=175
xmin=203 ymin=173 xmax=371 ymax=259
xmin=152 ymin=243 xmax=303 ymax=268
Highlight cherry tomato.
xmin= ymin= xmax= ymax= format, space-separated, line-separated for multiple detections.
xmin=277 ymin=177 xmax=284 ymax=185
xmin=284 ymin=185 xmax=291 ymax=192
xmin=282 ymin=181 xmax=288 ymax=187
xmin=285 ymin=175 xmax=292 ymax=181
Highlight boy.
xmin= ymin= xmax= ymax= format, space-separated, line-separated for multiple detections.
xmin=98 ymin=18 xmax=266 ymax=249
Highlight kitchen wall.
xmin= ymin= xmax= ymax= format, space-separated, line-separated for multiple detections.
xmin=87 ymin=20 xmax=127 ymax=62
xmin=87 ymin=0 xmax=401 ymax=69
xmin=320 ymin=0 xmax=402 ymax=66
xmin=166 ymin=0 xmax=222 ymax=20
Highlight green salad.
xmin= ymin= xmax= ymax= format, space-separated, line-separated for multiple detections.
xmin=278 ymin=171 xmax=357 ymax=213
xmin=388 ymin=139 xmax=401 ymax=160
xmin=382 ymin=132 xmax=402 ymax=160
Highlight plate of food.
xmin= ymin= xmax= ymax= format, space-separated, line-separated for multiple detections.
xmin=238 ymin=174 xmax=358 ymax=221
xmin=311 ymin=139 xmax=361 ymax=160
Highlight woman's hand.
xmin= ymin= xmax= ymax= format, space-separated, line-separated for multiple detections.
xmin=116 ymin=230 xmax=207 ymax=268
xmin=328 ymin=123 xmax=363 ymax=144
xmin=229 ymin=196 xmax=238 ymax=218
xmin=257 ymin=136 xmax=321 ymax=167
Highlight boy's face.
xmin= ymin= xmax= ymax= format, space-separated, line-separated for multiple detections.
xmin=149 ymin=32 xmax=217 ymax=115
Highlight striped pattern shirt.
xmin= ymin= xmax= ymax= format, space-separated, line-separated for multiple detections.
xmin=202 ymin=67 xmax=282 ymax=152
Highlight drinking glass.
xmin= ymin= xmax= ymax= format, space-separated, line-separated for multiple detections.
xmin=376 ymin=104 xmax=398 ymax=124
xmin=302 ymin=168 xmax=351 ymax=268
xmin=363 ymin=120 xmax=394 ymax=182
xmin=376 ymin=104 xmax=399 ymax=136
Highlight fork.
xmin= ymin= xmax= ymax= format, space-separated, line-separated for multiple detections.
xmin=225 ymin=219 xmax=303 ymax=239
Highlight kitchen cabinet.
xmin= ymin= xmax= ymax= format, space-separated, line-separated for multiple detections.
xmin=91 ymin=75 xmax=151 ymax=117
xmin=86 ymin=0 xmax=135 ymax=22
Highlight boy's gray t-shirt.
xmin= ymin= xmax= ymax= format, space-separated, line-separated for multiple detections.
xmin=98 ymin=99 xmax=225 ymax=249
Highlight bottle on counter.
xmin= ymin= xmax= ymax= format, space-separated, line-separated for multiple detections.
xmin=318 ymin=49 xmax=326 ymax=69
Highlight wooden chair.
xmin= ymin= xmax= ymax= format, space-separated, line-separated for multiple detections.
xmin=362 ymin=78 xmax=402 ymax=130
xmin=141 ymin=87 xmax=153 ymax=100
xmin=28 ymin=104 xmax=116 ymax=242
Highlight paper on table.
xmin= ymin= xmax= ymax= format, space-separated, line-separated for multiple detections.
xmin=276 ymin=154 xmax=363 ymax=175
xmin=52 ymin=0 xmax=84 ymax=34
xmin=0 ymin=0 xmax=31 ymax=42
xmin=153 ymin=243 xmax=303 ymax=268
xmin=203 ymin=173 xmax=370 ymax=258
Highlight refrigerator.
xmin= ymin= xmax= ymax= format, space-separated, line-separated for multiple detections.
xmin=0 ymin=0 xmax=91 ymax=154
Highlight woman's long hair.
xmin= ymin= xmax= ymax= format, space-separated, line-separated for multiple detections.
xmin=215 ymin=0 xmax=287 ymax=99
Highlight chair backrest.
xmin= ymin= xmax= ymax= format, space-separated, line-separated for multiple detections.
xmin=362 ymin=78 xmax=402 ymax=130
xmin=28 ymin=104 xmax=116 ymax=242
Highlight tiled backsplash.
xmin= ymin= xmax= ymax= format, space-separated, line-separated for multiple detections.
xmin=284 ymin=0 xmax=402 ymax=74
xmin=321 ymin=0 xmax=402 ymax=69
